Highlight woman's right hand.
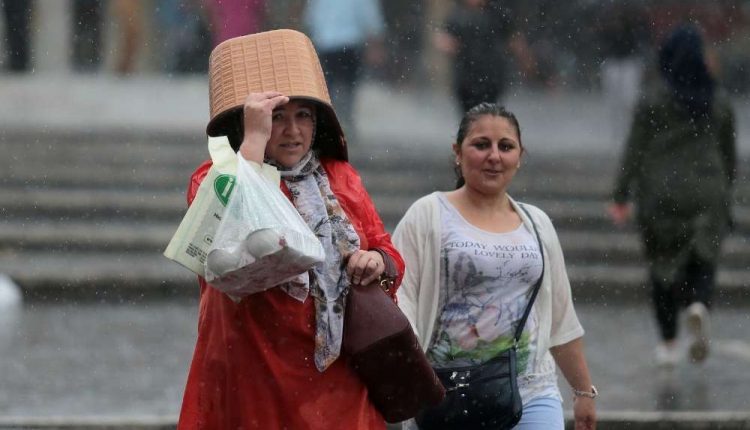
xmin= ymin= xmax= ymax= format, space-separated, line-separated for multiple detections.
xmin=239 ymin=92 xmax=289 ymax=163
xmin=607 ymin=202 xmax=632 ymax=227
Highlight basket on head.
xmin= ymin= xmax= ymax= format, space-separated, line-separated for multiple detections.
xmin=206 ymin=29 xmax=347 ymax=160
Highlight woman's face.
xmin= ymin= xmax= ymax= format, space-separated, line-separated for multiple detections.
xmin=454 ymin=115 xmax=522 ymax=195
xmin=265 ymin=100 xmax=316 ymax=168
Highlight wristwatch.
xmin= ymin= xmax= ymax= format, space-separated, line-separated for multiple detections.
xmin=572 ymin=385 xmax=598 ymax=399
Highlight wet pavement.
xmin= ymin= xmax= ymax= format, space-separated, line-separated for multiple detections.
xmin=0 ymin=300 xmax=195 ymax=419
xmin=1 ymin=75 xmax=749 ymax=427
xmin=1 ymin=299 xmax=748 ymax=419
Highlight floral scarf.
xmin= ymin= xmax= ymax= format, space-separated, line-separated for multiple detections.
xmin=272 ymin=151 xmax=360 ymax=371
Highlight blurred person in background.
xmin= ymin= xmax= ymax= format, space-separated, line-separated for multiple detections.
xmin=112 ymin=0 xmax=143 ymax=74
xmin=2 ymin=0 xmax=32 ymax=72
xmin=264 ymin=0 xmax=305 ymax=32
xmin=433 ymin=0 xmax=534 ymax=114
xmin=206 ymin=0 xmax=265 ymax=47
xmin=609 ymin=23 xmax=736 ymax=368
xmin=71 ymin=0 xmax=103 ymax=72
xmin=380 ymin=0 xmax=425 ymax=88
xmin=394 ymin=102 xmax=597 ymax=430
xmin=304 ymin=0 xmax=386 ymax=136
xmin=596 ymin=1 xmax=650 ymax=145
xmin=155 ymin=0 xmax=211 ymax=74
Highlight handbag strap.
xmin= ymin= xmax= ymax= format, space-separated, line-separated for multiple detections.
xmin=511 ymin=203 xmax=545 ymax=345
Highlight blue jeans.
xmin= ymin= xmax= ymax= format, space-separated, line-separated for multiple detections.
xmin=514 ymin=396 xmax=564 ymax=429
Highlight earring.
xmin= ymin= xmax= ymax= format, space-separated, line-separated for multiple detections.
xmin=455 ymin=160 xmax=461 ymax=166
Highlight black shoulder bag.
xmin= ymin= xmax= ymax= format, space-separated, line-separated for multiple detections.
xmin=415 ymin=204 xmax=545 ymax=429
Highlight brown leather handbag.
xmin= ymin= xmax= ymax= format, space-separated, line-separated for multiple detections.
xmin=343 ymin=256 xmax=445 ymax=423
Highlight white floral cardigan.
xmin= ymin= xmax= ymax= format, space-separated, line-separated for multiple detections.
xmin=392 ymin=192 xmax=585 ymax=368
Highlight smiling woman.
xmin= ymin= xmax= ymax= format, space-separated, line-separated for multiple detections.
xmin=452 ymin=107 xmax=523 ymax=216
xmin=392 ymin=103 xmax=597 ymax=429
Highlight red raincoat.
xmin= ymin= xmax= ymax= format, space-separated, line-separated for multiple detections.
xmin=178 ymin=157 xmax=405 ymax=430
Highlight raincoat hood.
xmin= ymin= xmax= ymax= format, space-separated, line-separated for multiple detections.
xmin=658 ymin=23 xmax=714 ymax=119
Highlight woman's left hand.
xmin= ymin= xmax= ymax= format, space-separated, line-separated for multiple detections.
xmin=346 ymin=250 xmax=385 ymax=286
xmin=573 ymin=397 xmax=596 ymax=430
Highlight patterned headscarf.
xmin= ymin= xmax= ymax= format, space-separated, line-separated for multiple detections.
xmin=271 ymin=151 xmax=360 ymax=371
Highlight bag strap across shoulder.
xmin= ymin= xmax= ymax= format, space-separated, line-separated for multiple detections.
xmin=512 ymin=203 xmax=545 ymax=345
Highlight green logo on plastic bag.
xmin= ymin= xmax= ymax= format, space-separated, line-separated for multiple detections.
xmin=214 ymin=174 xmax=236 ymax=206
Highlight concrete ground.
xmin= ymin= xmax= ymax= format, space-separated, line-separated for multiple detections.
xmin=0 ymin=300 xmax=749 ymax=427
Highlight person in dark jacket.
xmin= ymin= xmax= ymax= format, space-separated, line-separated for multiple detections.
xmin=433 ymin=0 xmax=533 ymax=114
xmin=608 ymin=24 xmax=736 ymax=367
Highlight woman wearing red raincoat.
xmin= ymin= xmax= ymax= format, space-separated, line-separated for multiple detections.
xmin=177 ymin=31 xmax=404 ymax=430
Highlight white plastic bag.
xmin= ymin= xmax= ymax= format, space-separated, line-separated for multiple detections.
xmin=204 ymin=154 xmax=325 ymax=297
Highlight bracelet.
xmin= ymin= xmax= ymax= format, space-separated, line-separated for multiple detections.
xmin=572 ymin=385 xmax=598 ymax=399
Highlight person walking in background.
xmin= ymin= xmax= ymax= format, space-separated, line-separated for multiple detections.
xmin=206 ymin=0 xmax=265 ymax=47
xmin=155 ymin=0 xmax=212 ymax=74
xmin=304 ymin=0 xmax=386 ymax=135
xmin=596 ymin=1 xmax=650 ymax=145
xmin=2 ymin=0 xmax=33 ymax=72
xmin=380 ymin=0 xmax=426 ymax=88
xmin=433 ymin=0 xmax=534 ymax=114
xmin=608 ymin=23 xmax=736 ymax=368
xmin=394 ymin=103 xmax=596 ymax=429
xmin=71 ymin=0 xmax=103 ymax=72
xmin=111 ymin=0 xmax=143 ymax=74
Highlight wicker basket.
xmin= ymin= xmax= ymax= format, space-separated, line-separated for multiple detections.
xmin=206 ymin=29 xmax=346 ymax=160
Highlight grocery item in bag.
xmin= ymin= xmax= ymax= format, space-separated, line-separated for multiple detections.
xmin=204 ymin=154 xmax=325 ymax=297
